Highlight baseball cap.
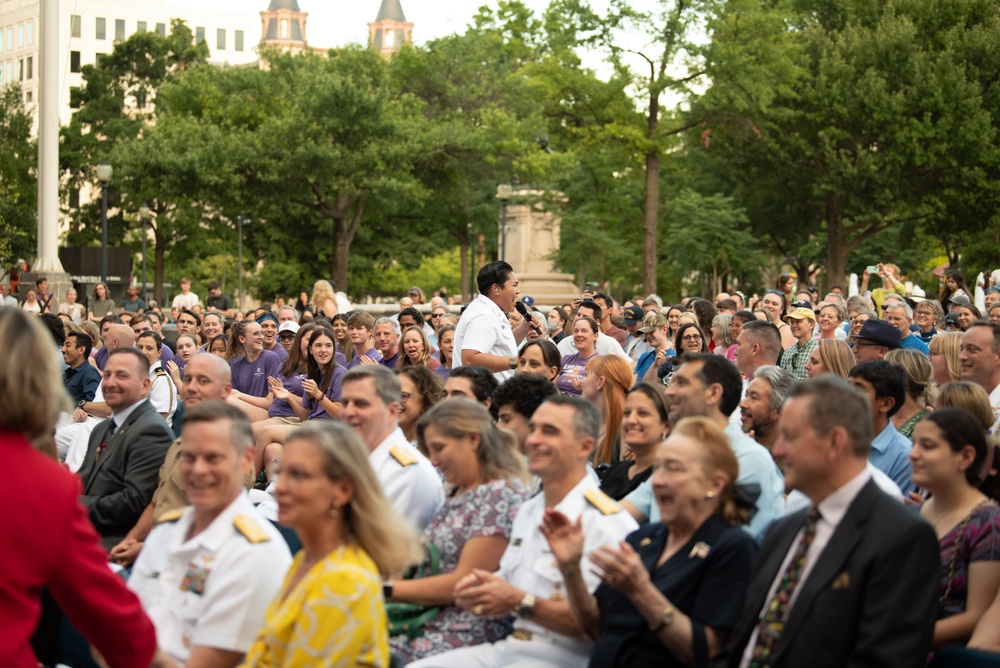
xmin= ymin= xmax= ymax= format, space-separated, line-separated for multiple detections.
xmin=637 ymin=312 xmax=669 ymax=333
xmin=278 ymin=321 xmax=300 ymax=336
xmin=783 ymin=307 xmax=817 ymax=323
xmin=947 ymin=293 xmax=971 ymax=306
xmin=944 ymin=313 xmax=962 ymax=328
xmin=622 ymin=305 xmax=645 ymax=326
xmin=851 ymin=320 xmax=902 ymax=349
xmin=522 ymin=296 xmax=535 ymax=307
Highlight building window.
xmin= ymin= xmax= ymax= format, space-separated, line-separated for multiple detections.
xmin=18 ymin=58 xmax=23 ymax=81
xmin=217 ymin=28 xmax=225 ymax=50
xmin=17 ymin=24 xmax=24 ymax=48
xmin=137 ymin=21 xmax=147 ymax=33
xmin=70 ymin=15 xmax=81 ymax=38
xmin=8 ymin=61 xmax=15 ymax=83
xmin=6 ymin=28 xmax=13 ymax=51
xmin=0 ymin=28 xmax=5 ymax=53
xmin=196 ymin=27 xmax=205 ymax=44
xmin=156 ymin=23 xmax=166 ymax=36
xmin=69 ymin=188 xmax=80 ymax=209
xmin=96 ymin=17 xmax=106 ymax=40
xmin=70 ymin=50 xmax=81 ymax=73
xmin=25 ymin=90 xmax=32 ymax=102
xmin=279 ymin=19 xmax=288 ymax=38
xmin=0 ymin=66 xmax=4 ymax=85
xmin=26 ymin=55 xmax=31 ymax=79
xmin=26 ymin=21 xmax=34 ymax=46
xmin=115 ymin=19 xmax=125 ymax=42
xmin=235 ymin=30 xmax=244 ymax=51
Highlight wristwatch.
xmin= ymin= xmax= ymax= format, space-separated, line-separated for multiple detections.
xmin=77 ymin=399 xmax=87 ymax=409
xmin=509 ymin=356 xmax=517 ymax=370
xmin=650 ymin=603 xmax=675 ymax=633
xmin=383 ymin=580 xmax=393 ymax=601
xmin=515 ymin=593 xmax=536 ymax=619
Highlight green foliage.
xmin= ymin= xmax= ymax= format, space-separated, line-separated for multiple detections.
xmin=0 ymin=85 xmax=36 ymax=265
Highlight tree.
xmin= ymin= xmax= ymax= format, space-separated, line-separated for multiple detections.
xmin=0 ymin=85 xmax=36 ymax=267
xmin=697 ymin=0 xmax=1000 ymax=287
xmin=60 ymin=21 xmax=209 ymax=299
xmin=559 ymin=0 xmax=800 ymax=293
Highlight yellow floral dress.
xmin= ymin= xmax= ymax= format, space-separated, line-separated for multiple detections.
xmin=240 ymin=544 xmax=388 ymax=667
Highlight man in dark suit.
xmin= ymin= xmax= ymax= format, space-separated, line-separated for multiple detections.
xmin=78 ymin=348 xmax=174 ymax=552
xmin=724 ymin=376 xmax=939 ymax=668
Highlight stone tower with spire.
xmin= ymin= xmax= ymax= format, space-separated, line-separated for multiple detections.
xmin=368 ymin=0 xmax=413 ymax=57
xmin=260 ymin=0 xmax=309 ymax=54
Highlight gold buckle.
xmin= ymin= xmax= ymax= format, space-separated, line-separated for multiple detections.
xmin=512 ymin=629 xmax=533 ymax=641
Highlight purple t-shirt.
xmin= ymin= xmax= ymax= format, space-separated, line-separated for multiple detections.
xmin=556 ymin=352 xmax=595 ymax=396
xmin=266 ymin=343 xmax=289 ymax=363
xmin=434 ymin=364 xmax=450 ymax=381
xmin=302 ymin=365 xmax=346 ymax=420
xmin=346 ymin=346 xmax=383 ymax=369
xmin=268 ymin=372 xmax=305 ymax=418
xmin=94 ymin=346 xmax=110 ymax=371
xmin=380 ymin=352 xmax=399 ymax=370
xmin=230 ymin=349 xmax=282 ymax=397
xmin=159 ymin=345 xmax=176 ymax=366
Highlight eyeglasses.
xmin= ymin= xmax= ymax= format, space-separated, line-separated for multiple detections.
xmin=765 ymin=290 xmax=784 ymax=297
xmin=682 ymin=334 xmax=703 ymax=342
xmin=400 ymin=392 xmax=411 ymax=402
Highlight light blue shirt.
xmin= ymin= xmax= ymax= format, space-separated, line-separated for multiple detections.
xmin=623 ymin=421 xmax=786 ymax=542
xmin=869 ymin=422 xmax=913 ymax=493
xmin=900 ymin=332 xmax=930 ymax=355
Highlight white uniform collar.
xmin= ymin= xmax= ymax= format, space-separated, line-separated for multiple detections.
xmin=369 ymin=426 xmax=408 ymax=469
xmin=170 ymin=492 xmax=255 ymax=554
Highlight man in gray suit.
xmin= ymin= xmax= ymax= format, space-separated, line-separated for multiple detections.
xmin=78 ymin=348 xmax=174 ymax=552
xmin=724 ymin=376 xmax=938 ymax=668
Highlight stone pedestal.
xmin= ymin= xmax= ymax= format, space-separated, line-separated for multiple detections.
xmin=19 ymin=270 xmax=74 ymax=311
xmin=501 ymin=191 xmax=579 ymax=307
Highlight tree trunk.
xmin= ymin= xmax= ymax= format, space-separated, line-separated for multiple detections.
xmin=643 ymin=91 xmax=661 ymax=295
xmin=331 ymin=217 xmax=350 ymax=295
xmin=154 ymin=230 xmax=166 ymax=305
xmin=459 ymin=239 xmax=470 ymax=302
xmin=477 ymin=232 xmax=486 ymax=268
xmin=825 ymin=195 xmax=847 ymax=291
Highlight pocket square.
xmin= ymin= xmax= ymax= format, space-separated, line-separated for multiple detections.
xmin=831 ymin=572 xmax=850 ymax=590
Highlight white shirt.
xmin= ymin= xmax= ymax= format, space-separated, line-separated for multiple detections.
xmin=453 ymin=293 xmax=519 ymax=381
xmin=171 ymin=292 xmax=200 ymax=311
xmin=739 ymin=468 xmax=872 ymax=668
xmin=129 ymin=493 xmax=291 ymax=663
xmin=557 ymin=330 xmax=631 ymax=362
xmin=989 ymin=384 xmax=1000 ymax=435
xmin=498 ymin=475 xmax=638 ymax=648
xmin=148 ymin=361 xmax=177 ymax=427
xmin=369 ymin=427 xmax=444 ymax=530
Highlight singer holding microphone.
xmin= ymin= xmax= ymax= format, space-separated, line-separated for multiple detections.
xmin=452 ymin=261 xmax=544 ymax=382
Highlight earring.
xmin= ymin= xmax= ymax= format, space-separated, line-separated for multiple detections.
xmin=329 ymin=500 xmax=341 ymax=519
xmin=705 ymin=491 xmax=715 ymax=499
xmin=661 ymin=433 xmax=668 ymax=440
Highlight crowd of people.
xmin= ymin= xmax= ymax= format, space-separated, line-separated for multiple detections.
xmin=2 ymin=260 xmax=1000 ymax=668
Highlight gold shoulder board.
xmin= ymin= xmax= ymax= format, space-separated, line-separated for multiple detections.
xmin=584 ymin=489 xmax=623 ymax=515
xmin=234 ymin=515 xmax=271 ymax=543
xmin=156 ymin=508 xmax=186 ymax=524
xmin=390 ymin=445 xmax=417 ymax=467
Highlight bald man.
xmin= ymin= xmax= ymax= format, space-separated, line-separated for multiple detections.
xmin=110 ymin=354 xmax=234 ymax=567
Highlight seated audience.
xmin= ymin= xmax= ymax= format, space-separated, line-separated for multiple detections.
xmin=599 ymin=383 xmax=670 ymax=501
xmin=396 ymin=365 xmax=444 ymax=449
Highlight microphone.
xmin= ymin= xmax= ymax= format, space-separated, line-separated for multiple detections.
xmin=514 ymin=300 xmax=542 ymax=335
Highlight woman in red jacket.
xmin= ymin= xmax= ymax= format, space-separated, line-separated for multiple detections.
xmin=0 ymin=308 xmax=163 ymax=668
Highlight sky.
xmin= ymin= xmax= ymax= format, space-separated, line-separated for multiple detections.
xmin=192 ymin=0 xmax=554 ymax=50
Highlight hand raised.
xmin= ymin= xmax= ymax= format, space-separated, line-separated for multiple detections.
xmin=540 ymin=508 xmax=585 ymax=567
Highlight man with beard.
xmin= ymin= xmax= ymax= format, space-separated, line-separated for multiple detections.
xmin=739 ymin=365 xmax=796 ymax=457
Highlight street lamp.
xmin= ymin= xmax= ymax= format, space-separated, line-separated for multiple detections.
xmin=96 ymin=162 xmax=113 ymax=285
xmin=237 ymin=215 xmax=249 ymax=311
xmin=496 ymin=184 xmax=513 ymax=262
xmin=138 ymin=202 xmax=151 ymax=298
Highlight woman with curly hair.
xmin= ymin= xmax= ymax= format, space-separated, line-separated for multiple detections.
xmin=311 ymin=280 xmax=339 ymax=320
xmin=396 ymin=365 xmax=444 ymax=449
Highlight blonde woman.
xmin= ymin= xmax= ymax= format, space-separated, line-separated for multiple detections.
xmin=805 ymin=339 xmax=855 ymax=379
xmin=885 ymin=348 xmax=935 ymax=439
xmin=311 ymin=280 xmax=338 ymax=320
xmin=241 ymin=422 xmax=421 ymax=667
xmin=929 ymin=331 xmax=963 ymax=386
xmin=58 ymin=288 xmax=86 ymax=324
xmin=388 ymin=399 xmax=530 ymax=662
xmin=398 ymin=325 xmax=441 ymax=370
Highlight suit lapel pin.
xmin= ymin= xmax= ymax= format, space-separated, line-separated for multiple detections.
xmin=831 ymin=572 xmax=850 ymax=590
xmin=689 ymin=541 xmax=711 ymax=559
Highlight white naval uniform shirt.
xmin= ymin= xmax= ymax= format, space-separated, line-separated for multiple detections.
xmin=369 ymin=427 xmax=444 ymax=531
xmin=452 ymin=293 xmax=519 ymax=381
xmin=498 ymin=475 xmax=638 ymax=650
xmin=128 ymin=492 xmax=292 ymax=663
